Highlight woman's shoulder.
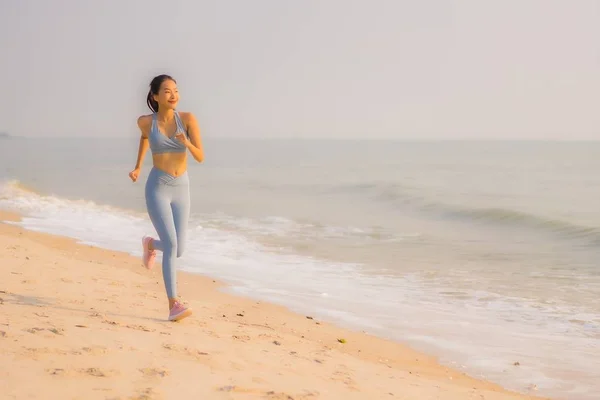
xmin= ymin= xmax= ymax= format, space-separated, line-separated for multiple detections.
xmin=137 ymin=114 xmax=153 ymax=128
xmin=177 ymin=111 xmax=197 ymax=121
xmin=177 ymin=111 xmax=199 ymax=128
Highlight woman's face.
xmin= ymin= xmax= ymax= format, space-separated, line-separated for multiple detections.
xmin=154 ymin=79 xmax=179 ymax=110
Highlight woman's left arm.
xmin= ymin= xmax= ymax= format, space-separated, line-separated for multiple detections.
xmin=177 ymin=112 xmax=204 ymax=163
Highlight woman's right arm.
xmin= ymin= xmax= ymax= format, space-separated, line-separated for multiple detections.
xmin=129 ymin=116 xmax=150 ymax=182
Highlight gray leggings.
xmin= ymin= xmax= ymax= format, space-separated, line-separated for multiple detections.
xmin=145 ymin=167 xmax=190 ymax=299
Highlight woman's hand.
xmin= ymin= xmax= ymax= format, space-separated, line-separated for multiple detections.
xmin=180 ymin=113 xmax=204 ymax=163
xmin=129 ymin=168 xmax=141 ymax=182
xmin=174 ymin=132 xmax=191 ymax=148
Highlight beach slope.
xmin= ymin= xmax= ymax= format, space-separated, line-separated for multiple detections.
xmin=0 ymin=211 xmax=547 ymax=400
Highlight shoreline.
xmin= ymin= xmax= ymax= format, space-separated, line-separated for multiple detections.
xmin=0 ymin=209 xmax=549 ymax=399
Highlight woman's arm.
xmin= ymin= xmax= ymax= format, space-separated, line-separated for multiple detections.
xmin=129 ymin=116 xmax=150 ymax=182
xmin=135 ymin=116 xmax=151 ymax=166
xmin=177 ymin=112 xmax=204 ymax=163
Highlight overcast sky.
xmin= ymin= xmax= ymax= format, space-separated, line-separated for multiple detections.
xmin=0 ymin=0 xmax=598 ymax=139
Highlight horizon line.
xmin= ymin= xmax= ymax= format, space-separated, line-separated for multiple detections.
xmin=4 ymin=135 xmax=600 ymax=142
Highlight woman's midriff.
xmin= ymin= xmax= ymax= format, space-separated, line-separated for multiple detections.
xmin=152 ymin=153 xmax=188 ymax=177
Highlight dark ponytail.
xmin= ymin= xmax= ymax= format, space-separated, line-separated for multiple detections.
xmin=146 ymin=74 xmax=176 ymax=113
xmin=146 ymin=90 xmax=159 ymax=112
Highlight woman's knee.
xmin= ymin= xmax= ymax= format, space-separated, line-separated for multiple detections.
xmin=176 ymin=243 xmax=185 ymax=258
xmin=162 ymin=237 xmax=177 ymax=256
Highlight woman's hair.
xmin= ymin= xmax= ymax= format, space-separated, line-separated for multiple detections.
xmin=146 ymin=74 xmax=176 ymax=112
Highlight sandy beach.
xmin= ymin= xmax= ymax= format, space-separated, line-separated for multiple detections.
xmin=0 ymin=210 xmax=548 ymax=400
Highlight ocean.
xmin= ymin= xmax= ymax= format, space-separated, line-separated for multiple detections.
xmin=1 ymin=137 xmax=598 ymax=399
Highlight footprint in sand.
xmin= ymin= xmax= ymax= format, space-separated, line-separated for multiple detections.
xmin=105 ymin=388 xmax=163 ymax=400
xmin=80 ymin=346 xmax=109 ymax=356
xmin=24 ymin=347 xmax=70 ymax=359
xmin=125 ymin=324 xmax=155 ymax=332
xmin=82 ymin=367 xmax=117 ymax=377
xmin=332 ymin=366 xmax=359 ymax=391
xmin=139 ymin=367 xmax=169 ymax=378
xmin=162 ymin=343 xmax=209 ymax=356
xmin=130 ymin=387 xmax=162 ymax=400
xmin=47 ymin=367 xmax=119 ymax=378
xmin=203 ymin=329 xmax=220 ymax=338
xmin=231 ymin=334 xmax=251 ymax=342
xmin=217 ymin=386 xmax=318 ymax=399
xmin=162 ymin=343 xmax=212 ymax=362
xmin=267 ymin=390 xmax=319 ymax=399
xmin=90 ymin=312 xmax=105 ymax=318
xmin=24 ymin=327 xmax=64 ymax=336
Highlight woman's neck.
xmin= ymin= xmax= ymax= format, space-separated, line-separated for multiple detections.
xmin=156 ymin=109 xmax=175 ymax=122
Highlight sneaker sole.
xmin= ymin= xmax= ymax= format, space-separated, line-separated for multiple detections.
xmin=169 ymin=308 xmax=193 ymax=322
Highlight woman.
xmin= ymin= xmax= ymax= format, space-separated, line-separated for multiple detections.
xmin=128 ymin=74 xmax=204 ymax=322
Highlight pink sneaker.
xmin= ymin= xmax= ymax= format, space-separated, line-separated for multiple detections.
xmin=169 ymin=301 xmax=192 ymax=322
xmin=142 ymin=236 xmax=156 ymax=269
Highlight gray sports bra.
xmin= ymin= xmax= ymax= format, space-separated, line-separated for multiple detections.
xmin=148 ymin=112 xmax=188 ymax=155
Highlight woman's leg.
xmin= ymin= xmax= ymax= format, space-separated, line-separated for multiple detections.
xmin=171 ymin=174 xmax=190 ymax=259
xmin=145 ymin=170 xmax=178 ymax=301
xmin=144 ymin=169 xmax=192 ymax=321
xmin=164 ymin=173 xmax=192 ymax=321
